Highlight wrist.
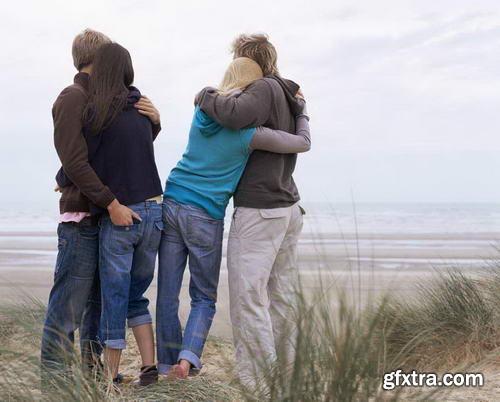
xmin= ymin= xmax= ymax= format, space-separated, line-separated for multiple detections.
xmin=107 ymin=198 xmax=119 ymax=211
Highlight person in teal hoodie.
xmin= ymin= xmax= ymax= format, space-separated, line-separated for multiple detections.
xmin=156 ymin=57 xmax=311 ymax=378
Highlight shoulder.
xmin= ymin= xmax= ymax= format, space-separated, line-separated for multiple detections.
xmin=262 ymin=77 xmax=280 ymax=88
xmin=248 ymin=77 xmax=297 ymax=95
xmin=248 ymin=78 xmax=274 ymax=91
xmin=194 ymin=105 xmax=209 ymax=120
xmin=128 ymin=86 xmax=142 ymax=100
xmin=264 ymin=76 xmax=301 ymax=92
xmin=241 ymin=78 xmax=275 ymax=100
xmin=53 ymin=83 xmax=87 ymax=110
xmin=194 ymin=105 xmax=219 ymax=127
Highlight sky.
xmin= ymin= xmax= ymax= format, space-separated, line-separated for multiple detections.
xmin=1 ymin=0 xmax=499 ymax=210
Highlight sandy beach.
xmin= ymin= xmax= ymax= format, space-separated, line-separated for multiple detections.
xmin=2 ymin=205 xmax=500 ymax=401
xmin=1 ymin=225 xmax=499 ymax=340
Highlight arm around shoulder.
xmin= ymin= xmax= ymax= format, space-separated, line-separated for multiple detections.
xmin=250 ymin=115 xmax=311 ymax=154
xmin=197 ymin=79 xmax=273 ymax=130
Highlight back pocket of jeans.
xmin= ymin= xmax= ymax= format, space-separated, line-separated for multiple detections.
xmin=147 ymin=219 xmax=164 ymax=251
xmin=187 ymin=215 xmax=219 ymax=249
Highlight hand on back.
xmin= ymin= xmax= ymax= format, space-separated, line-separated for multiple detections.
xmin=296 ymin=89 xmax=307 ymax=116
xmin=135 ymin=96 xmax=161 ymax=125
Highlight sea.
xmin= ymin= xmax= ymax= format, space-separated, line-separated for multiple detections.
xmin=0 ymin=203 xmax=499 ymax=272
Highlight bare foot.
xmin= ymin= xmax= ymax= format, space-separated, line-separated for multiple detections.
xmin=169 ymin=360 xmax=190 ymax=380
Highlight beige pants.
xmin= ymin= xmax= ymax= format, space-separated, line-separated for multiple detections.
xmin=227 ymin=202 xmax=304 ymax=388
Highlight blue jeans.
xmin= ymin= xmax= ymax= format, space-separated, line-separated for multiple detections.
xmin=41 ymin=222 xmax=102 ymax=376
xmin=98 ymin=201 xmax=163 ymax=349
xmin=156 ymin=199 xmax=224 ymax=374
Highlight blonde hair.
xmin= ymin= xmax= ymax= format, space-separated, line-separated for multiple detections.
xmin=72 ymin=28 xmax=111 ymax=70
xmin=218 ymin=57 xmax=264 ymax=95
xmin=231 ymin=33 xmax=279 ymax=76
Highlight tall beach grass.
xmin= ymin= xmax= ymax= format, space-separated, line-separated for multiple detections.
xmin=2 ymin=266 xmax=500 ymax=401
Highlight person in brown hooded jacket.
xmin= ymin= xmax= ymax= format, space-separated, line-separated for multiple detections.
xmin=41 ymin=29 xmax=161 ymax=384
xmin=196 ymin=33 xmax=309 ymax=389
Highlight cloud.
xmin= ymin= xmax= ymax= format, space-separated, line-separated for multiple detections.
xmin=1 ymin=0 xmax=499 ymax=205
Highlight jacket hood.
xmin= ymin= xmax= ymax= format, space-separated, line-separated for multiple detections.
xmin=83 ymin=86 xmax=143 ymax=134
xmin=193 ymin=106 xmax=223 ymax=137
xmin=127 ymin=86 xmax=142 ymax=106
xmin=266 ymin=75 xmax=303 ymax=116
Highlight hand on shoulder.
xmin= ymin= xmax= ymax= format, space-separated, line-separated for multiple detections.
xmin=134 ymin=96 xmax=161 ymax=125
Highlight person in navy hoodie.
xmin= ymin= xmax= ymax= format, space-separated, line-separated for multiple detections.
xmin=57 ymin=42 xmax=163 ymax=386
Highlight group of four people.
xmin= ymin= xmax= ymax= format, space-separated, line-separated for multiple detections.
xmin=41 ymin=29 xmax=311 ymax=390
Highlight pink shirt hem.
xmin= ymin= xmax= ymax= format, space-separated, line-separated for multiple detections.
xmin=59 ymin=212 xmax=91 ymax=223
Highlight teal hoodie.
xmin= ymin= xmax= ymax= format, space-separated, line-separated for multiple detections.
xmin=164 ymin=107 xmax=256 ymax=219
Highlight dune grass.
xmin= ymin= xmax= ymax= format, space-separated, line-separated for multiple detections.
xmin=235 ymin=266 xmax=500 ymax=401
xmin=238 ymin=289 xmax=402 ymax=402
xmin=377 ymin=269 xmax=500 ymax=371
xmin=0 ymin=300 xmax=240 ymax=401
xmin=2 ymin=267 xmax=500 ymax=401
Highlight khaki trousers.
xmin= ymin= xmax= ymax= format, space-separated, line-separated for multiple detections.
xmin=227 ymin=202 xmax=303 ymax=388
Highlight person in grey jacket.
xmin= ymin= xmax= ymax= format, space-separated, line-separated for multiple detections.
xmin=196 ymin=33 xmax=309 ymax=389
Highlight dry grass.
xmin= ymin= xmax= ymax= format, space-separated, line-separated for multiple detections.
xmin=0 ymin=300 xmax=240 ymax=401
xmin=377 ymin=269 xmax=500 ymax=371
xmin=3 ymin=268 xmax=500 ymax=401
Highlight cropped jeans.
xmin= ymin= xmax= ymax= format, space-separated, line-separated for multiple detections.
xmin=98 ymin=201 xmax=163 ymax=349
xmin=156 ymin=199 xmax=224 ymax=374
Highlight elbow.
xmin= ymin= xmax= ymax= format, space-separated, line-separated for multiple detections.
xmin=152 ymin=123 xmax=162 ymax=139
xmin=299 ymin=140 xmax=312 ymax=153
xmin=61 ymin=159 xmax=83 ymax=179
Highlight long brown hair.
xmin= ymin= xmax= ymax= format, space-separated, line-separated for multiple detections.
xmin=84 ymin=42 xmax=134 ymax=134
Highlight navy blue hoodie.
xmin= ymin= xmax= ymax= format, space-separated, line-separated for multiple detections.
xmin=57 ymin=87 xmax=162 ymax=213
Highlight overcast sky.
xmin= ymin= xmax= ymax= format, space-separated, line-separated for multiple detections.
xmin=1 ymin=0 xmax=499 ymax=209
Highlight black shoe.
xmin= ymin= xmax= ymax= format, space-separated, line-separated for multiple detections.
xmin=139 ymin=365 xmax=158 ymax=386
xmin=83 ymin=357 xmax=104 ymax=379
xmin=86 ymin=358 xmax=124 ymax=385
xmin=113 ymin=373 xmax=124 ymax=384
xmin=81 ymin=340 xmax=103 ymax=377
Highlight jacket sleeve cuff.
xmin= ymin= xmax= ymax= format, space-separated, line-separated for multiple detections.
xmin=95 ymin=188 xmax=116 ymax=209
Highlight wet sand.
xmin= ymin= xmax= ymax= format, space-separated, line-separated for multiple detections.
xmin=1 ymin=229 xmax=498 ymax=339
